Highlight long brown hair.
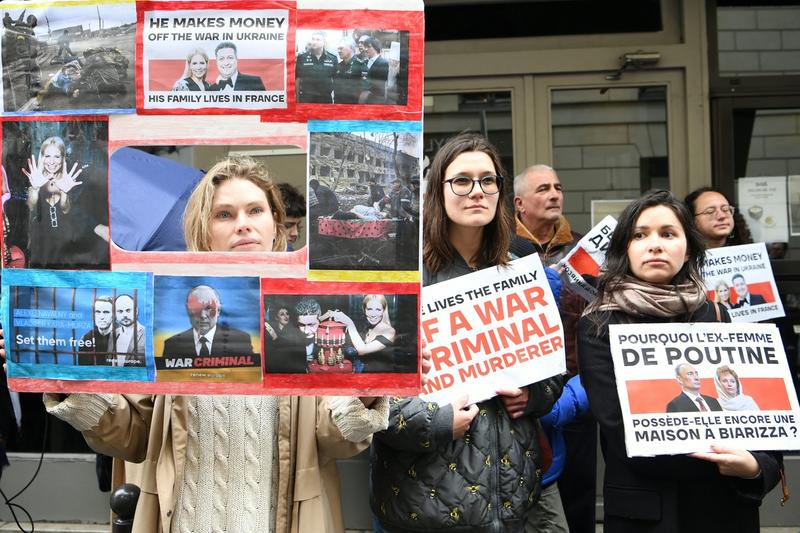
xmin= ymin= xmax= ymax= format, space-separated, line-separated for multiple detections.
xmin=423 ymin=133 xmax=511 ymax=274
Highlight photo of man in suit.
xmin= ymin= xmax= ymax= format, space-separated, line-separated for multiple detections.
xmin=113 ymin=293 xmax=145 ymax=367
xmin=78 ymin=296 xmax=116 ymax=366
xmin=358 ymin=37 xmax=388 ymax=104
xmin=213 ymin=41 xmax=266 ymax=91
xmin=163 ymin=284 xmax=255 ymax=357
xmin=666 ymin=363 xmax=723 ymax=412
xmin=264 ymin=297 xmax=321 ymax=373
xmin=730 ymin=273 xmax=766 ymax=308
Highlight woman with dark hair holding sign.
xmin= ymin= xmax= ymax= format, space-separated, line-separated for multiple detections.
xmin=370 ymin=133 xmax=563 ymax=532
xmin=578 ymin=190 xmax=781 ymax=532
xmin=31 ymin=155 xmax=393 ymax=533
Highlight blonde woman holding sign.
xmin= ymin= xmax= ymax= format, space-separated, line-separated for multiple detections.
xmin=370 ymin=133 xmax=563 ymax=532
xmin=578 ymin=190 xmax=781 ymax=533
xmin=36 ymin=155 xmax=391 ymax=533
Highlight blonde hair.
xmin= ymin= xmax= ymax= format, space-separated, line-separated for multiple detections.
xmin=39 ymin=137 xmax=66 ymax=175
xmin=363 ymin=294 xmax=392 ymax=328
xmin=716 ymin=365 xmax=740 ymax=395
xmin=714 ymin=280 xmax=730 ymax=304
xmin=182 ymin=48 xmax=209 ymax=81
xmin=183 ymin=155 xmax=287 ymax=252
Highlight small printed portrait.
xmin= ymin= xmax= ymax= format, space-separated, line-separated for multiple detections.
xmin=263 ymin=293 xmax=417 ymax=374
xmin=665 ymin=363 xmax=723 ymax=413
xmin=295 ymin=29 xmax=409 ymax=106
xmin=729 ymin=273 xmax=767 ymax=308
xmin=308 ymin=128 xmax=421 ymax=271
xmin=714 ymin=365 xmax=759 ymax=411
xmin=2 ymin=119 xmax=110 ymax=270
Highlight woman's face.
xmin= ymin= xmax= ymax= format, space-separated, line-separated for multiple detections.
xmin=364 ymin=298 xmax=385 ymax=326
xmin=716 ymin=283 xmax=730 ymax=302
xmin=720 ymin=373 xmax=738 ymax=396
xmin=627 ymin=205 xmax=689 ymax=285
xmin=442 ymin=151 xmax=499 ymax=230
xmin=277 ymin=308 xmax=290 ymax=326
xmin=693 ymin=191 xmax=733 ymax=244
xmin=208 ymin=178 xmax=276 ymax=252
xmin=189 ymin=54 xmax=208 ymax=79
xmin=42 ymin=145 xmax=63 ymax=175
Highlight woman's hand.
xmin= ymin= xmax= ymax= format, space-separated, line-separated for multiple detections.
xmin=689 ymin=444 xmax=761 ymax=478
xmin=93 ymin=224 xmax=110 ymax=242
xmin=54 ymin=162 xmax=84 ymax=193
xmin=451 ymin=394 xmax=479 ymax=439
xmin=420 ymin=341 xmax=432 ymax=388
xmin=264 ymin=322 xmax=278 ymax=341
xmin=497 ymin=387 xmax=529 ymax=419
xmin=328 ymin=310 xmax=355 ymax=328
xmin=23 ymin=155 xmax=48 ymax=189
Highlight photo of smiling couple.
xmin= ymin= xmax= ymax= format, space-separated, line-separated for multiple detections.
xmin=171 ymin=41 xmax=266 ymax=92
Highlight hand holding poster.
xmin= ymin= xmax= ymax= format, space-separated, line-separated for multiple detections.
xmin=702 ymin=243 xmax=785 ymax=322
xmin=420 ymin=254 xmax=565 ymax=406
xmin=557 ymin=215 xmax=616 ymax=302
xmin=609 ymin=322 xmax=800 ymax=456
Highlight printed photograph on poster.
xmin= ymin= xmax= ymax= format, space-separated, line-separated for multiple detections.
xmin=2 ymin=118 xmax=110 ymax=270
xmin=608 ymin=322 xmax=800 ymax=456
xmin=702 ymin=243 xmax=785 ymax=323
xmin=736 ymin=176 xmax=789 ymax=243
xmin=153 ymin=275 xmax=262 ymax=383
xmin=263 ymin=292 xmax=417 ymax=374
xmin=140 ymin=4 xmax=289 ymax=112
xmin=789 ymin=175 xmax=800 ymax=237
xmin=420 ymin=254 xmax=565 ymax=407
xmin=295 ymin=29 xmax=408 ymax=106
xmin=307 ymin=121 xmax=421 ymax=272
xmin=1 ymin=269 xmax=152 ymax=381
xmin=0 ymin=1 xmax=135 ymax=114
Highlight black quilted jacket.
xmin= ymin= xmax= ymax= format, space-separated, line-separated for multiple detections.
xmin=371 ymin=258 xmax=564 ymax=533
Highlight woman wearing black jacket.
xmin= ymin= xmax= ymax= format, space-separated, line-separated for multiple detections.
xmin=578 ymin=190 xmax=781 ymax=533
xmin=370 ymin=133 xmax=562 ymax=533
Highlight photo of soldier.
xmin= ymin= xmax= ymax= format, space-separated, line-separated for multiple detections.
xmin=295 ymin=30 xmax=337 ymax=103
xmin=0 ymin=3 xmax=135 ymax=113
xmin=295 ymin=29 xmax=408 ymax=106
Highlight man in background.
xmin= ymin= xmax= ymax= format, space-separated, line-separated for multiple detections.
xmin=295 ymin=31 xmax=337 ymax=103
xmin=278 ymin=183 xmax=306 ymax=250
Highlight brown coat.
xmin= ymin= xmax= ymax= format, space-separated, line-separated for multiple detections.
xmin=84 ymin=395 xmax=368 ymax=533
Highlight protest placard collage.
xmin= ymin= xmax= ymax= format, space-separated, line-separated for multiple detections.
xmin=0 ymin=0 xmax=425 ymax=396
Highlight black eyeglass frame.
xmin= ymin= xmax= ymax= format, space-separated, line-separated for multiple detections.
xmin=443 ymin=175 xmax=504 ymax=196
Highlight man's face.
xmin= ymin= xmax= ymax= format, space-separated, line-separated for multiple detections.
xmin=94 ymin=301 xmax=113 ymax=331
xmin=297 ymin=314 xmax=320 ymax=339
xmin=216 ymin=47 xmax=238 ymax=79
xmin=733 ymin=277 xmax=748 ymax=298
xmin=116 ymin=296 xmax=135 ymax=327
xmin=358 ymin=38 xmax=369 ymax=57
xmin=677 ymin=364 xmax=701 ymax=393
xmin=514 ymin=169 xmax=564 ymax=227
xmin=337 ymin=42 xmax=353 ymax=62
xmin=392 ymin=180 xmax=402 ymax=191
xmin=310 ymin=34 xmax=325 ymax=54
xmin=284 ymin=216 xmax=303 ymax=244
xmin=187 ymin=287 xmax=220 ymax=335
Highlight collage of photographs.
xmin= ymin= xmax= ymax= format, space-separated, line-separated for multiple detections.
xmin=0 ymin=0 xmax=425 ymax=395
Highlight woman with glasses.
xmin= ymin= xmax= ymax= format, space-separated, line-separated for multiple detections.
xmin=370 ymin=133 xmax=563 ymax=532
xmin=684 ymin=187 xmax=753 ymax=248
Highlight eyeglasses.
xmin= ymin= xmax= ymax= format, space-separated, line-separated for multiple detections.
xmin=444 ymin=175 xmax=503 ymax=196
xmin=695 ymin=205 xmax=735 ymax=218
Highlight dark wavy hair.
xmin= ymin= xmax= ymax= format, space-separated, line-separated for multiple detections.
xmin=588 ymin=190 xmax=707 ymax=317
xmin=423 ymin=133 xmax=511 ymax=275
xmin=684 ymin=187 xmax=753 ymax=246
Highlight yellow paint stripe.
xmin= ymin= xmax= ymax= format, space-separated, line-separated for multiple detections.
xmin=3 ymin=0 xmax=132 ymax=10
xmin=306 ymin=270 xmax=420 ymax=283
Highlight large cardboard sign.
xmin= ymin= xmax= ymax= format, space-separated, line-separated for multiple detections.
xmin=420 ymin=254 xmax=565 ymax=406
xmin=702 ymin=243 xmax=785 ymax=323
xmin=609 ymin=322 xmax=800 ymax=456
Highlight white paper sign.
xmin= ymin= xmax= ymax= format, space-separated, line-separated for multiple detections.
xmin=609 ymin=322 xmax=800 ymax=457
xmin=557 ymin=215 xmax=617 ymax=302
xmin=420 ymin=255 xmax=565 ymax=406
xmin=737 ymin=176 xmax=789 ymax=243
xmin=702 ymin=243 xmax=784 ymax=322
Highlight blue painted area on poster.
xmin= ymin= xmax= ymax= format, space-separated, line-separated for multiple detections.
xmin=2 ymin=269 xmax=156 ymax=382
xmin=307 ymin=120 xmax=422 ymax=133
xmin=153 ymin=275 xmax=261 ymax=353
